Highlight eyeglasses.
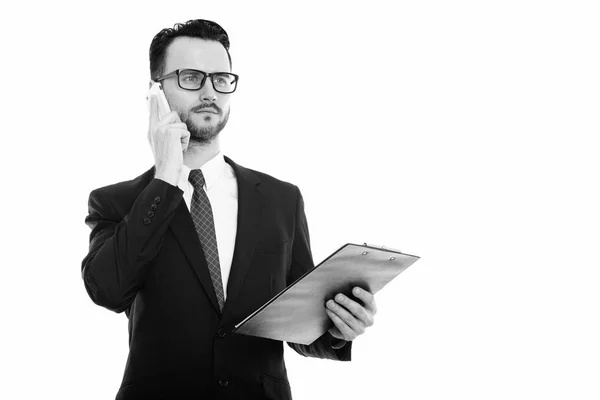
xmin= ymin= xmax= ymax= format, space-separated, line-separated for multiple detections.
xmin=155 ymin=69 xmax=239 ymax=93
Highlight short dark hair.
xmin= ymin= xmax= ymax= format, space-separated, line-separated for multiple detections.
xmin=149 ymin=19 xmax=232 ymax=80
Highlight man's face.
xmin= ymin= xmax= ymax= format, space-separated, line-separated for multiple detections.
xmin=160 ymin=37 xmax=232 ymax=145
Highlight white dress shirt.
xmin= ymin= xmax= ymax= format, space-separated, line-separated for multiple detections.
xmin=176 ymin=152 xmax=238 ymax=300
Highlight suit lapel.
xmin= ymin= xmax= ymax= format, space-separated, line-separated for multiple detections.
xmin=222 ymin=156 xmax=263 ymax=316
xmin=150 ymin=156 xmax=263 ymax=317
xmin=169 ymin=199 xmax=223 ymax=314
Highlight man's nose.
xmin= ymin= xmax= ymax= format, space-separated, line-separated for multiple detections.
xmin=199 ymin=78 xmax=218 ymax=102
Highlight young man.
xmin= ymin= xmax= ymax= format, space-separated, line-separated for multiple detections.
xmin=82 ymin=19 xmax=376 ymax=399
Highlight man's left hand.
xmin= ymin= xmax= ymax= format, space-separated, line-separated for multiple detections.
xmin=326 ymin=286 xmax=377 ymax=342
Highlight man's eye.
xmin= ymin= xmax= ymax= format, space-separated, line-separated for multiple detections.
xmin=182 ymin=75 xmax=201 ymax=82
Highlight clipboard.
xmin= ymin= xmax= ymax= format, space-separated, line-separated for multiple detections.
xmin=232 ymin=243 xmax=420 ymax=345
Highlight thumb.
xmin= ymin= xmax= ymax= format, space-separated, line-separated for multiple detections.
xmin=328 ymin=327 xmax=342 ymax=339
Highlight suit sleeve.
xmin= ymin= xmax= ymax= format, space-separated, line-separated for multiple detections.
xmin=81 ymin=178 xmax=184 ymax=313
xmin=285 ymin=185 xmax=352 ymax=361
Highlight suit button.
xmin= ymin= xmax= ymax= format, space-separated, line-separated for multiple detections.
xmin=150 ymin=203 xmax=158 ymax=211
xmin=217 ymin=329 xmax=227 ymax=338
xmin=219 ymin=380 xmax=229 ymax=388
xmin=143 ymin=217 xmax=151 ymax=225
xmin=153 ymin=196 xmax=161 ymax=204
xmin=147 ymin=211 xmax=155 ymax=218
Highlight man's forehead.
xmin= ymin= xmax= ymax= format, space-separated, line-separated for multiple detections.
xmin=164 ymin=36 xmax=230 ymax=72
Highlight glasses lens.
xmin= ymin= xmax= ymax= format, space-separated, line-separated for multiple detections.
xmin=212 ymin=73 xmax=237 ymax=93
xmin=179 ymin=70 xmax=206 ymax=90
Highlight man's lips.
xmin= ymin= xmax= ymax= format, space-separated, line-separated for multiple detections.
xmin=194 ymin=108 xmax=218 ymax=114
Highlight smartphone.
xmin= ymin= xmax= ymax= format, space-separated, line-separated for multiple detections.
xmin=147 ymin=81 xmax=171 ymax=120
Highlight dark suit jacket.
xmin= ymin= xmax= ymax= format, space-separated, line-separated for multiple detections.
xmin=81 ymin=155 xmax=351 ymax=400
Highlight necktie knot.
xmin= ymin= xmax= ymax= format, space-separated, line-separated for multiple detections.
xmin=188 ymin=169 xmax=206 ymax=190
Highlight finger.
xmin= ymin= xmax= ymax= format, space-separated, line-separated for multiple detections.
xmin=157 ymin=122 xmax=187 ymax=130
xmin=158 ymin=110 xmax=182 ymax=125
xmin=181 ymin=130 xmax=190 ymax=152
xmin=326 ymin=299 xmax=365 ymax=335
xmin=165 ymin=128 xmax=189 ymax=140
xmin=153 ymin=124 xmax=188 ymax=140
xmin=353 ymin=287 xmax=377 ymax=316
xmin=325 ymin=308 xmax=356 ymax=340
xmin=334 ymin=293 xmax=373 ymax=327
xmin=148 ymin=94 xmax=159 ymax=125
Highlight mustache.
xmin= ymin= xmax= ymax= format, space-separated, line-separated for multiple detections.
xmin=190 ymin=103 xmax=220 ymax=114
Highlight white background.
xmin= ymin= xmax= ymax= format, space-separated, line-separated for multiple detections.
xmin=1 ymin=1 xmax=599 ymax=399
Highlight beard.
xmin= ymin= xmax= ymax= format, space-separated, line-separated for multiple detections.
xmin=180 ymin=107 xmax=230 ymax=146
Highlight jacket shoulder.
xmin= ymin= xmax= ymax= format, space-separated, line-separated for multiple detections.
xmin=87 ymin=167 xmax=154 ymax=217
xmin=241 ymin=165 xmax=300 ymax=195
xmin=225 ymin=155 xmax=300 ymax=195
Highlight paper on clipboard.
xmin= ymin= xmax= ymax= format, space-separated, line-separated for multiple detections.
xmin=232 ymin=243 xmax=420 ymax=345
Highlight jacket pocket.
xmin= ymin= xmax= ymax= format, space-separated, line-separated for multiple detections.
xmin=262 ymin=374 xmax=292 ymax=400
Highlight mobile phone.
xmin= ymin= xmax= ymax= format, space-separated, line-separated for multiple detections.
xmin=147 ymin=81 xmax=171 ymax=120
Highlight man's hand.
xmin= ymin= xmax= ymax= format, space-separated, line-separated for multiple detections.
xmin=147 ymin=94 xmax=190 ymax=186
xmin=325 ymin=286 xmax=377 ymax=342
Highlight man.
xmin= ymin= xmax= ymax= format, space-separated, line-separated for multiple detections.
xmin=82 ymin=19 xmax=377 ymax=400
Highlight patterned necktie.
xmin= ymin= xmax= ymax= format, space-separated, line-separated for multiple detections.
xmin=188 ymin=169 xmax=225 ymax=311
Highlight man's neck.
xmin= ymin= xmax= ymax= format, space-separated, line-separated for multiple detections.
xmin=183 ymin=136 xmax=221 ymax=170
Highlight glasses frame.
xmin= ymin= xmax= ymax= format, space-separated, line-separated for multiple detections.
xmin=155 ymin=69 xmax=239 ymax=94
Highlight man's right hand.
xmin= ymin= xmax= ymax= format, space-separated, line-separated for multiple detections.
xmin=147 ymin=94 xmax=190 ymax=186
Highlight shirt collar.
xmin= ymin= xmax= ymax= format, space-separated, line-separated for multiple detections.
xmin=178 ymin=151 xmax=227 ymax=191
